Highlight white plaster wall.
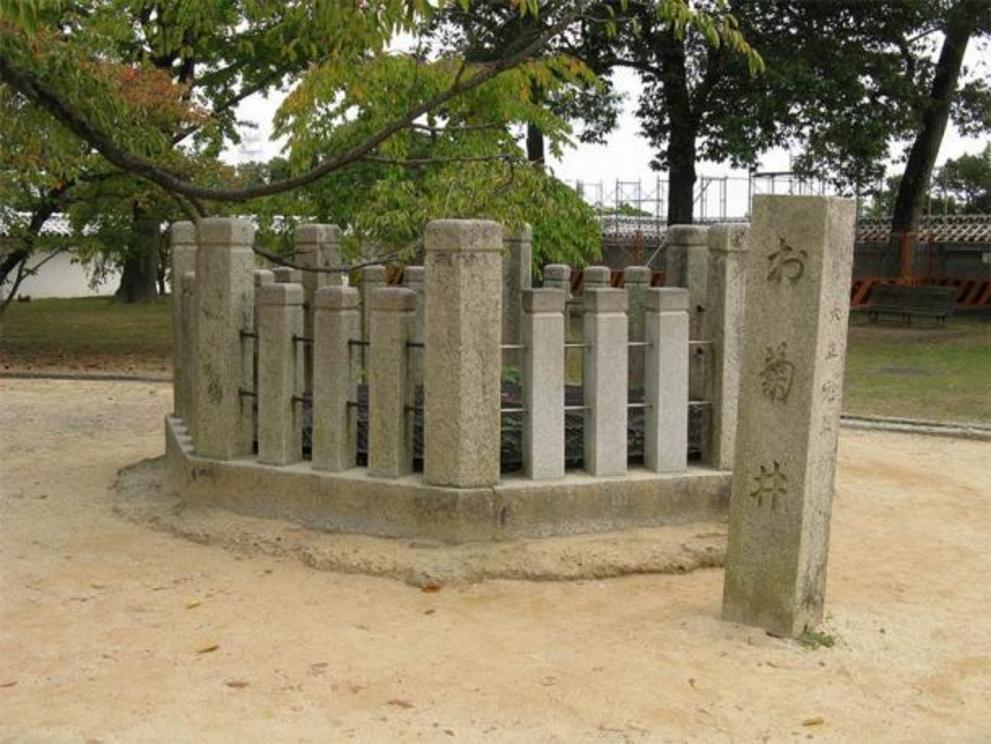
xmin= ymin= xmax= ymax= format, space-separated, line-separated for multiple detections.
xmin=6 ymin=252 xmax=120 ymax=299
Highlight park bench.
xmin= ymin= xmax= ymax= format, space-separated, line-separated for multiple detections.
xmin=868 ymin=284 xmax=955 ymax=326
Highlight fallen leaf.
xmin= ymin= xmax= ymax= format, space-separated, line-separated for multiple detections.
xmin=421 ymin=584 xmax=442 ymax=593
xmin=225 ymin=680 xmax=249 ymax=689
xmin=802 ymin=716 xmax=825 ymax=727
xmin=387 ymin=698 xmax=415 ymax=709
xmin=186 ymin=599 xmax=202 ymax=609
xmin=197 ymin=644 xmax=219 ymax=654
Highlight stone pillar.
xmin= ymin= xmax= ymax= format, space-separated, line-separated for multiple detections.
xmin=402 ymin=266 xmax=425 ymax=385
xmin=360 ymin=264 xmax=387 ymax=375
xmin=192 ymin=218 xmax=255 ymax=460
xmin=583 ymin=265 xmax=611 ymax=291
xmin=722 ymin=195 xmax=856 ymax=638
xmin=522 ymin=289 xmax=566 ymax=480
xmin=644 ymin=288 xmax=689 ymax=473
xmin=542 ymin=264 xmax=571 ymax=294
xmin=665 ymin=225 xmax=707 ymax=288
xmin=423 ymin=220 xmax=503 ymax=488
xmin=502 ymin=225 xmax=533 ymax=346
xmin=273 ymin=266 xmax=302 ymax=284
xmin=295 ymin=224 xmax=343 ymax=392
xmin=368 ymin=287 xmax=416 ymax=478
xmin=179 ymin=271 xmax=198 ymax=436
xmin=582 ymin=288 xmax=628 ymax=476
xmin=311 ymin=287 xmax=360 ymax=472
xmin=624 ymin=265 xmax=651 ymax=390
xmin=256 ymin=283 xmax=304 ymax=466
xmin=170 ymin=222 xmax=196 ymax=417
xmin=686 ymin=236 xmax=710 ymax=400
xmin=703 ymin=224 xmax=749 ymax=470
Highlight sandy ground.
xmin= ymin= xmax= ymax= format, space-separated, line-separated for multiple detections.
xmin=1 ymin=379 xmax=989 ymax=743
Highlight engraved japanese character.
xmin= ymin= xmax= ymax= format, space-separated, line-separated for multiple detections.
xmin=759 ymin=343 xmax=795 ymax=402
xmin=767 ymin=237 xmax=807 ymax=283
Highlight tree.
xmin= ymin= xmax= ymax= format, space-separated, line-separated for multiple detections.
xmin=242 ymin=54 xmax=604 ymax=267
xmin=570 ymin=1 xmax=986 ymax=225
xmin=935 ymin=145 xmax=991 ymax=213
xmin=890 ymin=0 xmax=991 ymax=236
xmin=0 ymin=0 xmax=732 ymax=216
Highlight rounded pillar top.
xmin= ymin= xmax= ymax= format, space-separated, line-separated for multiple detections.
xmin=170 ymin=221 xmax=196 ymax=245
xmin=273 ymin=267 xmax=303 ymax=283
xmin=196 ymin=217 xmax=255 ymax=247
xmin=666 ymin=225 xmax=709 ymax=246
xmin=584 ymin=265 xmax=612 ymax=287
xmin=425 ymin=219 xmax=503 ymax=253
xmin=294 ymin=223 xmax=342 ymax=245
xmin=402 ymin=266 xmax=424 ymax=286
xmin=253 ymin=269 xmax=275 ymax=287
xmin=370 ymin=286 xmax=416 ymax=312
xmin=646 ymin=287 xmax=689 ymax=312
xmin=624 ymin=266 xmax=652 ymax=285
xmin=314 ymin=285 xmax=360 ymax=310
xmin=257 ymin=282 xmax=304 ymax=306
xmin=361 ymin=264 xmax=388 ymax=284
xmin=543 ymin=264 xmax=571 ymax=281
xmin=708 ymin=223 xmax=750 ymax=254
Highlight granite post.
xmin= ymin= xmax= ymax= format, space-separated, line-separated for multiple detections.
xmin=722 ymin=195 xmax=856 ymax=638
xmin=179 ymin=271 xmax=197 ymax=435
xmin=423 ymin=220 xmax=503 ymax=487
xmin=542 ymin=264 xmax=571 ymax=294
xmin=192 ymin=218 xmax=255 ymax=460
xmin=311 ymin=287 xmax=360 ymax=472
xmin=624 ymin=265 xmax=651 ymax=390
xmin=295 ymin=224 xmax=343 ymax=392
xmin=170 ymin=222 xmax=197 ymax=417
xmin=367 ymin=288 xmax=416 ymax=478
xmin=502 ymin=225 xmax=533 ymax=346
xmin=256 ymin=282 xmax=304 ymax=466
xmin=703 ymin=224 xmax=749 ymax=469
xmin=644 ymin=288 xmax=689 ymax=473
xmin=583 ymin=288 xmax=628 ymax=476
xmin=685 ymin=234 xmax=710 ymax=400
xmin=665 ymin=225 xmax=707 ymax=288
xmin=273 ymin=266 xmax=302 ymax=284
xmin=402 ymin=266 xmax=425 ymax=385
xmin=360 ymin=264 xmax=387 ymax=376
xmin=522 ymin=288 xmax=566 ymax=480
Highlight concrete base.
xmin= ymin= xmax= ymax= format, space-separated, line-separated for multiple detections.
xmin=166 ymin=416 xmax=730 ymax=544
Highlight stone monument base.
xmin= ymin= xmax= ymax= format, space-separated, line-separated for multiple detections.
xmin=165 ymin=417 xmax=730 ymax=544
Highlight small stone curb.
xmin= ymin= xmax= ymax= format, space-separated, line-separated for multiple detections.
xmin=841 ymin=414 xmax=991 ymax=442
xmin=0 ymin=371 xmax=171 ymax=384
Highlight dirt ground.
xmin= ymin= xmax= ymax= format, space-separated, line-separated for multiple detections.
xmin=1 ymin=379 xmax=989 ymax=742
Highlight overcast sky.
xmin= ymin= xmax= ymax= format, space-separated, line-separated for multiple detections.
xmin=232 ymin=34 xmax=990 ymax=218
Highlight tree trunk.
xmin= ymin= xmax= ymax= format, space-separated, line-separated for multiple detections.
xmin=115 ymin=203 xmax=159 ymax=303
xmin=660 ymin=30 xmax=697 ymax=225
xmin=526 ymin=121 xmax=545 ymax=164
xmin=890 ymin=0 xmax=981 ymax=234
xmin=667 ymin=128 xmax=697 ymax=225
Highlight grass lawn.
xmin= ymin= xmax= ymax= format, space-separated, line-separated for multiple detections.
xmin=0 ymin=295 xmax=173 ymax=374
xmin=2 ymin=296 xmax=988 ymax=424
xmin=843 ymin=313 xmax=990 ymax=425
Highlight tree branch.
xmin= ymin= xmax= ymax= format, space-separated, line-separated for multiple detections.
xmin=0 ymin=14 xmax=573 ymax=204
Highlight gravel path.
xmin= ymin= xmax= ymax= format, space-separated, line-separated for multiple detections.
xmin=1 ymin=378 xmax=989 ymax=742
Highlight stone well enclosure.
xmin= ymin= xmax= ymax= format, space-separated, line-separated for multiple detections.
xmin=165 ymin=215 xmax=753 ymax=543
xmin=165 ymin=198 xmax=855 ymax=632
xmin=165 ymin=195 xmax=856 ymax=636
